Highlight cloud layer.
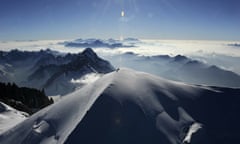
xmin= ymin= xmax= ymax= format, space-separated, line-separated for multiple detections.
xmin=1 ymin=39 xmax=240 ymax=75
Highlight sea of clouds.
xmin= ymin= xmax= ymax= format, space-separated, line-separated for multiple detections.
xmin=1 ymin=38 xmax=240 ymax=74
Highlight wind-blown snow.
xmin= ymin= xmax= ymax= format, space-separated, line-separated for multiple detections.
xmin=0 ymin=68 xmax=239 ymax=144
xmin=70 ymin=73 xmax=102 ymax=85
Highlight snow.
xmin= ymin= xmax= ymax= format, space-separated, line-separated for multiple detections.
xmin=32 ymin=120 xmax=51 ymax=134
xmin=183 ymin=123 xmax=202 ymax=143
xmin=0 ymin=102 xmax=28 ymax=134
xmin=0 ymin=68 xmax=239 ymax=144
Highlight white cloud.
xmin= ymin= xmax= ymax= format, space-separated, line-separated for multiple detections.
xmin=70 ymin=73 xmax=102 ymax=85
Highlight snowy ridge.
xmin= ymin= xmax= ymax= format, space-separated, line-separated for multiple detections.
xmin=0 ymin=68 xmax=240 ymax=144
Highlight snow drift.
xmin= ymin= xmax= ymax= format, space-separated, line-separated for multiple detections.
xmin=0 ymin=68 xmax=240 ymax=144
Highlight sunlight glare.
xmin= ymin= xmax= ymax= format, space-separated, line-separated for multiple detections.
xmin=121 ymin=10 xmax=125 ymax=17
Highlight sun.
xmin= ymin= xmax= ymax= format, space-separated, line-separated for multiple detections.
xmin=121 ymin=10 xmax=125 ymax=17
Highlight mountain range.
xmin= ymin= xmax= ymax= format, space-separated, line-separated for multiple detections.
xmin=108 ymin=52 xmax=240 ymax=87
xmin=0 ymin=48 xmax=114 ymax=95
xmin=62 ymin=38 xmax=137 ymax=48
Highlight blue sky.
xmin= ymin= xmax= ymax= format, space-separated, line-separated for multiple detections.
xmin=0 ymin=0 xmax=239 ymax=41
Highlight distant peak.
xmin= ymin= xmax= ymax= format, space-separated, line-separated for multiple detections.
xmin=174 ymin=55 xmax=188 ymax=61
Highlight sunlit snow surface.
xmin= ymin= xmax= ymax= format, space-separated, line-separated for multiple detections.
xmin=0 ymin=102 xmax=28 ymax=134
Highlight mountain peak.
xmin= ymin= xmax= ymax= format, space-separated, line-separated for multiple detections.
xmin=82 ymin=48 xmax=96 ymax=57
xmin=80 ymin=48 xmax=102 ymax=64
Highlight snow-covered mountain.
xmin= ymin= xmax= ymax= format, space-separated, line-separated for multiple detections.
xmin=1 ymin=68 xmax=239 ymax=144
xmin=0 ymin=48 xmax=115 ymax=95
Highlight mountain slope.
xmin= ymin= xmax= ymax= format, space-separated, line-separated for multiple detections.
xmin=0 ymin=68 xmax=239 ymax=144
